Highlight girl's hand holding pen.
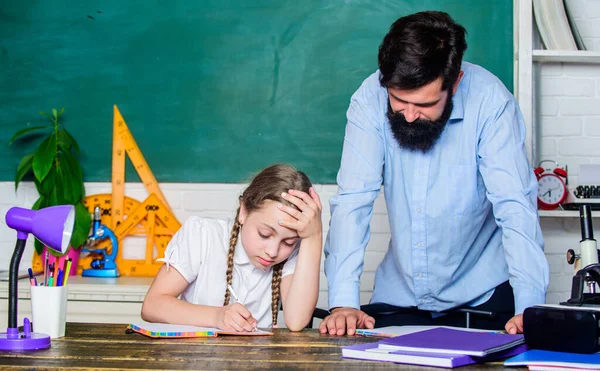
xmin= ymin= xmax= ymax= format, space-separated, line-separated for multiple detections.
xmin=216 ymin=302 xmax=257 ymax=332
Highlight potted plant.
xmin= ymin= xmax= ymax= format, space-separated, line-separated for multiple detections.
xmin=9 ymin=108 xmax=91 ymax=273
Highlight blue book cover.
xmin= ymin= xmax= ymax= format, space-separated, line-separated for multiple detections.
xmin=504 ymin=349 xmax=600 ymax=369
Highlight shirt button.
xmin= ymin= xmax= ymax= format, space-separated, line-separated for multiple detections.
xmin=417 ymin=273 xmax=422 ymax=277
xmin=419 ymin=299 xmax=424 ymax=304
xmin=416 ymin=208 xmax=421 ymax=213
xmin=416 ymin=242 xmax=422 ymax=247
xmin=419 ymin=170 xmax=424 ymax=176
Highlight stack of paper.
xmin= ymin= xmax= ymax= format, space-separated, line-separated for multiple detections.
xmin=343 ymin=327 xmax=528 ymax=368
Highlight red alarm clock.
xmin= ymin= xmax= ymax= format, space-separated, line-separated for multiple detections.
xmin=534 ymin=160 xmax=568 ymax=210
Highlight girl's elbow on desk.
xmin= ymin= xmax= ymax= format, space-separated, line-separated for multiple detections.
xmin=140 ymin=295 xmax=164 ymax=323
xmin=284 ymin=313 xmax=312 ymax=332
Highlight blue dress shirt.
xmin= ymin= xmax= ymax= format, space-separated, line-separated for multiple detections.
xmin=324 ymin=62 xmax=549 ymax=315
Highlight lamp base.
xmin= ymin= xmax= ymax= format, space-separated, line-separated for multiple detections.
xmin=0 ymin=330 xmax=50 ymax=351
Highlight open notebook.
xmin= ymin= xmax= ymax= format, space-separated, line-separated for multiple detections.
xmin=127 ymin=321 xmax=274 ymax=338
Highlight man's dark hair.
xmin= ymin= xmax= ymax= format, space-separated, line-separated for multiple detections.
xmin=378 ymin=11 xmax=467 ymax=91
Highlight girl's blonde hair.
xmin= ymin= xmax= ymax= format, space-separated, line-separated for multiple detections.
xmin=223 ymin=164 xmax=312 ymax=327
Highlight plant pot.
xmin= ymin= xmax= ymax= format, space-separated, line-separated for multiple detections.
xmin=40 ymin=246 xmax=80 ymax=277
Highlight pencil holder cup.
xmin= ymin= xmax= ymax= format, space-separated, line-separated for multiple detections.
xmin=30 ymin=285 xmax=68 ymax=338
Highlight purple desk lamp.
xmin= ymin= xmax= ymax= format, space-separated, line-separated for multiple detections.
xmin=0 ymin=205 xmax=74 ymax=351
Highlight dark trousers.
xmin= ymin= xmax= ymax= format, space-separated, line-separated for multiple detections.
xmin=360 ymin=281 xmax=515 ymax=331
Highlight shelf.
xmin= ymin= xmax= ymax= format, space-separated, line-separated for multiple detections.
xmin=532 ymin=50 xmax=600 ymax=63
xmin=539 ymin=209 xmax=600 ymax=218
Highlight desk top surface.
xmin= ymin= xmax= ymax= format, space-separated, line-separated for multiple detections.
xmin=0 ymin=323 xmax=523 ymax=370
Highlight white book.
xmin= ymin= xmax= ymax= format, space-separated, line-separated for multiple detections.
xmin=533 ymin=0 xmax=577 ymax=50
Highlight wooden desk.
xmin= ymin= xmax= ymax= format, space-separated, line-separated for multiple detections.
xmin=0 ymin=323 xmax=523 ymax=370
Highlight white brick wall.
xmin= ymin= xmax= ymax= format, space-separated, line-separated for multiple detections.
xmin=536 ymin=0 xmax=600 ymax=306
xmin=0 ymin=181 xmax=391 ymax=310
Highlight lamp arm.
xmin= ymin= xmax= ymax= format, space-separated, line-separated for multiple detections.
xmin=8 ymin=238 xmax=27 ymax=329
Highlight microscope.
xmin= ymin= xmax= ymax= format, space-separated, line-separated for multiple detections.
xmin=80 ymin=206 xmax=120 ymax=277
xmin=523 ymin=205 xmax=600 ymax=353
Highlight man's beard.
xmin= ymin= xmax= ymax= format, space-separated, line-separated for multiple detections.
xmin=387 ymin=92 xmax=454 ymax=152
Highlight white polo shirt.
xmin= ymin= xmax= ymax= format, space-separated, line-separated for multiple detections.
xmin=159 ymin=216 xmax=299 ymax=328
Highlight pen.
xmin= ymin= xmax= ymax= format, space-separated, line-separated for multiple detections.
xmin=44 ymin=250 xmax=49 ymax=286
xmin=227 ymin=285 xmax=257 ymax=332
xmin=27 ymin=268 xmax=36 ymax=286
xmin=227 ymin=284 xmax=240 ymax=302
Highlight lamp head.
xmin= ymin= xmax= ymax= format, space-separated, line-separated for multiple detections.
xmin=5 ymin=205 xmax=75 ymax=254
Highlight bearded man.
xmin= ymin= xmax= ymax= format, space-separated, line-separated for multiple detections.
xmin=320 ymin=11 xmax=549 ymax=336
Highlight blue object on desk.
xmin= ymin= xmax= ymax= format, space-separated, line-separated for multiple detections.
xmin=505 ymin=349 xmax=600 ymax=368
xmin=81 ymin=207 xmax=120 ymax=278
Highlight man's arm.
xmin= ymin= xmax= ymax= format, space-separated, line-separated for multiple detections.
xmin=477 ymin=97 xmax=550 ymax=315
xmin=325 ymin=81 xmax=386 ymax=311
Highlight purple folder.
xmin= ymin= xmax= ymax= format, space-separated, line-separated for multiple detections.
xmin=342 ymin=342 xmax=529 ymax=368
xmin=379 ymin=327 xmax=525 ymax=357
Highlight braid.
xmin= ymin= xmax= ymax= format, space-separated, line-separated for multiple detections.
xmin=223 ymin=208 xmax=241 ymax=306
xmin=270 ymin=262 xmax=285 ymax=327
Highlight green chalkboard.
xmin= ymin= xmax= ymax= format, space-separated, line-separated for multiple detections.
xmin=0 ymin=1 xmax=513 ymax=184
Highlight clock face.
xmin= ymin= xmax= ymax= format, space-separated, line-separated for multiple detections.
xmin=538 ymin=174 xmax=566 ymax=205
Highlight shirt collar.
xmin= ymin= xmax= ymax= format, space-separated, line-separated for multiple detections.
xmin=448 ymin=76 xmax=465 ymax=123
xmin=233 ymin=230 xmax=252 ymax=266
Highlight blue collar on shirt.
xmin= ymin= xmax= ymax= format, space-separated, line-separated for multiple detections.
xmin=448 ymin=72 xmax=466 ymax=123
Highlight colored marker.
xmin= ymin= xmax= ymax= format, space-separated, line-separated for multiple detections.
xmin=48 ymin=263 xmax=54 ymax=287
xmin=63 ymin=258 xmax=72 ymax=286
xmin=56 ymin=269 xmax=63 ymax=287
xmin=27 ymin=268 xmax=36 ymax=286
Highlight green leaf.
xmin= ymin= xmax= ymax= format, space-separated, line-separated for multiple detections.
xmin=52 ymin=108 xmax=57 ymax=119
xmin=32 ymin=134 xmax=56 ymax=182
xmin=71 ymin=202 xmax=92 ymax=249
xmin=56 ymin=158 xmax=79 ymax=204
xmin=33 ymin=177 xmax=42 ymax=194
xmin=61 ymin=147 xmax=83 ymax=181
xmin=58 ymin=107 xmax=65 ymax=117
xmin=14 ymin=153 xmax=34 ymax=190
xmin=8 ymin=126 xmax=53 ymax=145
xmin=31 ymin=196 xmax=47 ymax=211
xmin=34 ymin=239 xmax=45 ymax=256
xmin=58 ymin=129 xmax=80 ymax=154
xmin=39 ymin=166 xmax=56 ymax=196
xmin=48 ymin=183 xmax=60 ymax=207
xmin=58 ymin=152 xmax=82 ymax=203
xmin=39 ymin=111 xmax=52 ymax=119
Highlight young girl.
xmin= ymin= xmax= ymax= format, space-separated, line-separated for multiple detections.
xmin=141 ymin=164 xmax=322 ymax=331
